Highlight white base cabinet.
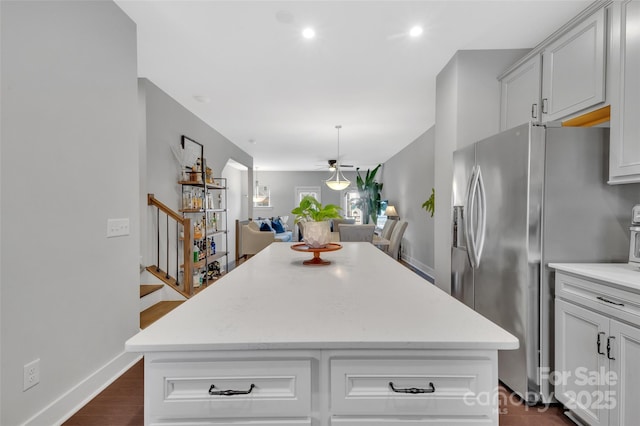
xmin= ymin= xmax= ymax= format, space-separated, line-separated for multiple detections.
xmin=554 ymin=270 xmax=640 ymax=426
xmin=609 ymin=320 xmax=640 ymax=426
xmin=144 ymin=349 xmax=500 ymax=426
xmin=555 ymin=299 xmax=613 ymax=426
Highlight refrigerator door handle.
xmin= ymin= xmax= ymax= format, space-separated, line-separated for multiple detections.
xmin=465 ymin=165 xmax=480 ymax=268
xmin=475 ymin=166 xmax=487 ymax=266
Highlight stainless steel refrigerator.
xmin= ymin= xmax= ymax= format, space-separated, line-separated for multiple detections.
xmin=451 ymin=122 xmax=639 ymax=404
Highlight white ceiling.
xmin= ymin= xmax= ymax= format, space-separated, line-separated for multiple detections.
xmin=115 ymin=0 xmax=591 ymax=171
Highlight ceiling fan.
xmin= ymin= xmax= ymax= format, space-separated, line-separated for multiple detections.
xmin=327 ymin=159 xmax=354 ymax=171
xmin=313 ymin=159 xmax=355 ymax=171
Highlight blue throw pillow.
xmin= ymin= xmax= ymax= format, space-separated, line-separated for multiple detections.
xmin=272 ymin=219 xmax=285 ymax=234
xmin=259 ymin=222 xmax=272 ymax=232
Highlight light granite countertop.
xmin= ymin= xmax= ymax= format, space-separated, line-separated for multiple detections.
xmin=550 ymin=262 xmax=640 ymax=293
xmin=127 ymin=242 xmax=518 ymax=353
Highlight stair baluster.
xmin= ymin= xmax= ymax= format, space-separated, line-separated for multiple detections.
xmin=175 ymin=221 xmax=180 ymax=285
xmin=146 ymin=193 xmax=193 ymax=297
xmin=156 ymin=208 xmax=160 ymax=273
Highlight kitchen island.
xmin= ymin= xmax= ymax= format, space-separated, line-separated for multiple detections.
xmin=126 ymin=242 xmax=518 ymax=425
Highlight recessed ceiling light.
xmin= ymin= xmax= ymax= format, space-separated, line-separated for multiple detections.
xmin=302 ymin=27 xmax=316 ymax=39
xmin=193 ymin=95 xmax=211 ymax=103
xmin=409 ymin=26 xmax=423 ymax=37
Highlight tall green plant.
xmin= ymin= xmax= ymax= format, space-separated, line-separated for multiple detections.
xmin=355 ymin=164 xmax=383 ymax=225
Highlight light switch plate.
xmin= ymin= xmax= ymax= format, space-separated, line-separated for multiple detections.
xmin=107 ymin=218 xmax=130 ymax=238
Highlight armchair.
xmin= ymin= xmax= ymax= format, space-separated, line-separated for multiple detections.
xmin=235 ymin=220 xmax=276 ymax=263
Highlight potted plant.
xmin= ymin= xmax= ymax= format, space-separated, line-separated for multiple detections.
xmin=355 ymin=164 xmax=383 ymax=224
xmin=422 ymin=188 xmax=435 ymax=217
xmin=291 ymin=195 xmax=342 ymax=248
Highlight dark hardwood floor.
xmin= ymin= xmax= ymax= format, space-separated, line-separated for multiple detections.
xmin=64 ymin=358 xmax=576 ymax=425
xmin=498 ymin=386 xmax=575 ymax=425
xmin=63 ymin=359 xmax=144 ymax=425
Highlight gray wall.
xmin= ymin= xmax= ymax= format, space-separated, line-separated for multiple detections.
xmin=253 ymin=170 xmax=358 ymax=230
xmin=221 ymin=165 xmax=243 ymax=265
xmin=382 ymin=127 xmax=435 ymax=276
xmin=1 ymin=1 xmax=140 ymax=424
xmin=433 ymin=49 xmax=529 ymax=292
xmin=140 ymin=78 xmax=253 ymax=268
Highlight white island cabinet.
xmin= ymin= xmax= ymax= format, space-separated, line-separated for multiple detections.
xmin=127 ymin=243 xmax=518 ymax=426
xmin=551 ymin=263 xmax=640 ymax=426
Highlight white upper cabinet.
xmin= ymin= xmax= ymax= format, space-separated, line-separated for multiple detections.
xmin=499 ymin=55 xmax=541 ymax=131
xmin=541 ymin=8 xmax=606 ymax=121
xmin=609 ymin=0 xmax=640 ymax=184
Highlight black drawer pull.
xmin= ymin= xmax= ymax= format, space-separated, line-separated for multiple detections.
xmin=597 ymin=296 xmax=624 ymax=307
xmin=597 ymin=332 xmax=606 ymax=355
xmin=607 ymin=336 xmax=616 ymax=360
xmin=209 ymin=383 xmax=255 ymax=396
xmin=389 ymin=381 xmax=435 ymax=394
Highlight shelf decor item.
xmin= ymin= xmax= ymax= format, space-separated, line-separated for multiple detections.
xmin=291 ymin=242 xmax=342 ymax=265
xmin=291 ymin=195 xmax=342 ymax=248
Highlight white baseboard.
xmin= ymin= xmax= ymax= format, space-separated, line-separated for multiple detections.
xmin=23 ymin=351 xmax=142 ymax=426
xmin=401 ymin=254 xmax=435 ymax=282
xmin=564 ymin=410 xmax=588 ymax=425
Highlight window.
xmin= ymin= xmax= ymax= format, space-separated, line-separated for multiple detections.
xmin=344 ymin=190 xmax=362 ymax=224
xmin=344 ymin=192 xmax=387 ymax=226
xmin=295 ymin=186 xmax=321 ymax=204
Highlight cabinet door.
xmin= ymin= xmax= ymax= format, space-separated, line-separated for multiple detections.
xmin=609 ymin=320 xmax=640 ymax=426
xmin=152 ymin=421 xmax=310 ymax=426
xmin=609 ymin=0 xmax=640 ymax=184
xmin=541 ymin=8 xmax=606 ymax=121
xmin=500 ymin=55 xmax=541 ymax=130
xmin=555 ymin=299 xmax=610 ymax=426
xmin=500 ymin=55 xmax=541 ymax=131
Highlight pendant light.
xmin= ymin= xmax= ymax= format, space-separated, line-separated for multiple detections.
xmin=253 ymin=167 xmax=266 ymax=203
xmin=325 ymin=125 xmax=351 ymax=191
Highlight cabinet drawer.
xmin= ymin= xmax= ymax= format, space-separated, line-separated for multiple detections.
xmin=329 ymin=357 xmax=494 ymax=418
xmin=330 ymin=419 xmax=492 ymax=426
xmin=152 ymin=421 xmax=310 ymax=426
xmin=148 ymin=359 xmax=311 ymax=420
xmin=556 ymin=272 xmax=640 ymax=324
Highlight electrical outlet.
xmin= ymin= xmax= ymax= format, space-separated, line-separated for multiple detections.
xmin=23 ymin=359 xmax=40 ymax=391
xmin=106 ymin=218 xmax=130 ymax=238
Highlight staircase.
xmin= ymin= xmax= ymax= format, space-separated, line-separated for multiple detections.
xmin=140 ymin=286 xmax=184 ymax=329
xmin=140 ymin=193 xmax=225 ymax=328
xmin=139 ymin=282 xmax=186 ymax=329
